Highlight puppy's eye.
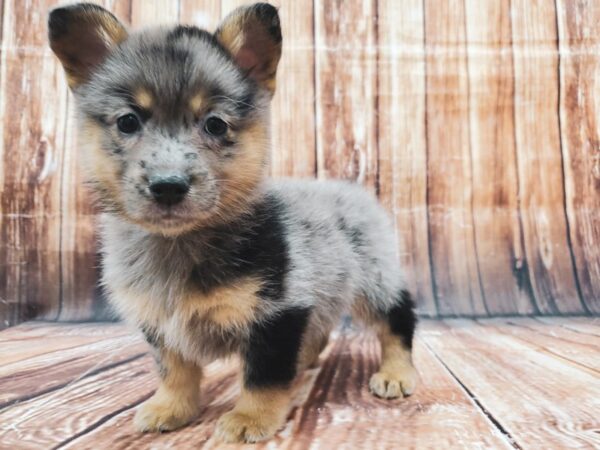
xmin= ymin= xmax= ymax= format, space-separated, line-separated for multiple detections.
xmin=117 ymin=114 xmax=141 ymax=134
xmin=204 ymin=117 xmax=228 ymax=136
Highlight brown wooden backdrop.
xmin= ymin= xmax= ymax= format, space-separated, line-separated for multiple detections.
xmin=1 ymin=0 xmax=599 ymax=329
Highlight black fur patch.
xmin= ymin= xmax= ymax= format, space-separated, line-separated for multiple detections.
xmin=48 ymin=4 xmax=115 ymax=40
xmin=105 ymin=86 xmax=153 ymax=122
xmin=48 ymin=7 xmax=71 ymax=40
xmin=243 ymin=307 xmax=311 ymax=388
xmin=112 ymin=143 xmax=124 ymax=154
xmin=141 ymin=323 xmax=162 ymax=348
xmin=387 ymin=290 xmax=417 ymax=349
xmin=167 ymin=25 xmax=213 ymax=43
xmin=190 ymin=194 xmax=289 ymax=302
xmin=337 ymin=215 xmax=364 ymax=251
xmin=129 ymin=103 xmax=152 ymax=122
xmin=250 ymin=3 xmax=282 ymax=43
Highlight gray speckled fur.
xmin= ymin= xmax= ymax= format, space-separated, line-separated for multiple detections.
xmin=101 ymin=178 xmax=406 ymax=364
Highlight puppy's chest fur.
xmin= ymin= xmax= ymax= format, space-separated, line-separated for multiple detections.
xmin=101 ymin=196 xmax=288 ymax=364
xmin=117 ymin=272 xmax=262 ymax=364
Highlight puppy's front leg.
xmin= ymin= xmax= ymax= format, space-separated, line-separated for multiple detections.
xmin=135 ymin=341 xmax=202 ymax=432
xmin=215 ymin=308 xmax=310 ymax=443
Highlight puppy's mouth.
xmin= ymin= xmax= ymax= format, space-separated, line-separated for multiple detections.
xmin=141 ymin=211 xmax=200 ymax=235
xmin=138 ymin=198 xmax=219 ymax=234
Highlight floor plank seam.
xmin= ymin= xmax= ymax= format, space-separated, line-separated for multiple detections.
xmin=0 ymin=352 xmax=148 ymax=411
xmin=420 ymin=339 xmax=522 ymax=450
xmin=498 ymin=321 xmax=600 ymax=374
xmin=0 ymin=335 xmax=132 ymax=368
xmin=533 ymin=317 xmax=600 ymax=337
xmin=2 ymin=322 xmax=598 ymax=447
xmin=52 ymin=391 xmax=153 ymax=450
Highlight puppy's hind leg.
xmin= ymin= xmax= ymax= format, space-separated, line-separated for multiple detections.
xmin=368 ymin=290 xmax=418 ymax=399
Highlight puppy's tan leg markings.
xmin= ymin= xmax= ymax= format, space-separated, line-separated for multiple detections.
xmin=369 ymin=326 xmax=418 ymax=399
xmin=215 ymin=387 xmax=292 ymax=443
xmin=299 ymin=331 xmax=329 ymax=370
xmin=135 ymin=349 xmax=202 ymax=432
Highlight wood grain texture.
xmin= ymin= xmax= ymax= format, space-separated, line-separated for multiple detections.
xmin=0 ymin=326 xmax=129 ymax=367
xmin=0 ymin=356 xmax=155 ymax=449
xmin=0 ymin=324 xmax=521 ymax=449
xmin=0 ymin=321 xmax=125 ymax=342
xmin=423 ymin=0 xmax=485 ymax=316
xmin=274 ymin=335 xmax=513 ymax=449
xmin=131 ymin=0 xmax=179 ymax=27
xmin=1 ymin=0 xmax=600 ymax=324
xmin=0 ymin=337 xmax=146 ymax=408
xmin=478 ymin=317 xmax=600 ymax=372
xmin=0 ymin=0 xmax=68 ymax=328
xmin=556 ymin=0 xmax=600 ymax=314
xmin=314 ymin=0 xmax=378 ymax=191
xmin=270 ymin=0 xmax=316 ymax=178
xmin=421 ymin=320 xmax=600 ymax=449
xmin=536 ymin=316 xmax=600 ymax=337
xmin=377 ymin=0 xmax=435 ymax=316
xmin=0 ymin=0 xmax=7 ymax=331
xmin=464 ymin=0 xmax=535 ymax=315
xmin=510 ymin=0 xmax=585 ymax=315
xmin=4 ymin=320 xmax=599 ymax=448
xmin=0 ymin=323 xmax=138 ymax=407
xmin=179 ymin=0 xmax=221 ymax=28
xmin=107 ymin=0 xmax=133 ymax=22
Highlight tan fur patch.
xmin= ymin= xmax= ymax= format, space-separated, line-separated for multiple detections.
xmin=369 ymin=324 xmax=418 ymax=399
xmin=184 ymin=277 xmax=262 ymax=330
xmin=212 ymin=121 xmax=269 ymax=223
xmin=298 ymin=320 xmax=330 ymax=370
xmin=134 ymin=349 xmax=202 ymax=432
xmin=215 ymin=387 xmax=292 ymax=443
xmin=216 ymin=17 xmax=246 ymax=56
xmin=81 ymin=119 xmax=124 ymax=210
xmin=189 ymin=93 xmax=205 ymax=114
xmin=135 ymin=88 xmax=154 ymax=110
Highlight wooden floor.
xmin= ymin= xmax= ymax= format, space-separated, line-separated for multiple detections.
xmin=0 ymin=318 xmax=598 ymax=449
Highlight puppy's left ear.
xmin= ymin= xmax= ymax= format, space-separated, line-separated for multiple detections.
xmin=48 ymin=3 xmax=128 ymax=89
xmin=215 ymin=3 xmax=282 ymax=95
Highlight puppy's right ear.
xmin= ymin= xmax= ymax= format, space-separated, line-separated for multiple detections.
xmin=48 ymin=3 xmax=127 ymax=89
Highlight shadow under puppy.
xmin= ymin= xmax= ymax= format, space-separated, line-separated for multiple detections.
xmin=48 ymin=2 xmax=418 ymax=443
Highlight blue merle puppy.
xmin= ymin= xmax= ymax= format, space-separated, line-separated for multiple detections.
xmin=48 ymin=2 xmax=418 ymax=443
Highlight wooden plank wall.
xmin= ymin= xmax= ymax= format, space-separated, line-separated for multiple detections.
xmin=0 ymin=0 xmax=599 ymax=329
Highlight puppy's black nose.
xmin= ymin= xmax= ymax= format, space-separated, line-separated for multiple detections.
xmin=149 ymin=177 xmax=190 ymax=206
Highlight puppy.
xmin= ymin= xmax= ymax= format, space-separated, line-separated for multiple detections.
xmin=48 ymin=2 xmax=418 ymax=443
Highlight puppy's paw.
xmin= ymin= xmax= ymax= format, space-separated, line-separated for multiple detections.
xmin=134 ymin=396 xmax=198 ymax=433
xmin=369 ymin=365 xmax=418 ymax=399
xmin=215 ymin=410 xmax=281 ymax=443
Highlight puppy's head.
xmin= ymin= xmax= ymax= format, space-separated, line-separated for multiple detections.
xmin=49 ymin=3 xmax=281 ymax=235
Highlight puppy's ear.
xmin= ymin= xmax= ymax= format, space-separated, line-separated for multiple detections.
xmin=48 ymin=3 xmax=127 ymax=89
xmin=215 ymin=3 xmax=282 ymax=95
